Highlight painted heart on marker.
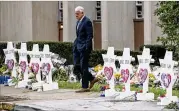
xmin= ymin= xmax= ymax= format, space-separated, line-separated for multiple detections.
xmin=7 ymin=59 xmax=14 ymax=70
xmin=104 ymin=67 xmax=113 ymax=81
xmin=138 ymin=68 xmax=148 ymax=84
xmin=31 ymin=63 xmax=39 ymax=74
xmin=41 ymin=63 xmax=51 ymax=75
xmin=121 ymin=69 xmax=129 ymax=83
xmin=20 ymin=61 xmax=27 ymax=74
xmin=161 ymin=73 xmax=171 ymax=88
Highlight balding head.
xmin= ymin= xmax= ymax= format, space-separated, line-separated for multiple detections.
xmin=75 ymin=6 xmax=85 ymax=20
xmin=75 ymin=6 xmax=84 ymax=13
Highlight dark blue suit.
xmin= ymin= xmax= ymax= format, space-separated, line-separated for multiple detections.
xmin=73 ymin=16 xmax=94 ymax=88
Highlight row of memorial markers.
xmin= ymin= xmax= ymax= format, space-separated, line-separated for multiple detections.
xmin=0 ymin=42 xmax=179 ymax=106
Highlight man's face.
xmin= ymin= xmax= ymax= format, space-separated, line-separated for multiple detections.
xmin=75 ymin=11 xmax=83 ymax=20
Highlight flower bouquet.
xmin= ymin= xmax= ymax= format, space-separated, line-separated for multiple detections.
xmin=95 ymin=72 xmax=106 ymax=84
xmin=0 ymin=65 xmax=8 ymax=75
xmin=9 ymin=64 xmax=23 ymax=87
xmin=16 ymin=65 xmax=23 ymax=81
xmin=90 ymin=64 xmax=103 ymax=77
xmin=114 ymin=73 xmax=122 ymax=84
xmin=94 ymin=64 xmax=103 ymax=72
xmin=26 ymin=66 xmax=37 ymax=89
xmin=0 ymin=65 xmax=10 ymax=85
xmin=149 ymin=73 xmax=157 ymax=87
xmin=157 ymin=88 xmax=166 ymax=100
xmin=149 ymin=73 xmax=156 ymax=81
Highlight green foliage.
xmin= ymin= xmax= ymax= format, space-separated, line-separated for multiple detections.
xmin=149 ymin=79 xmax=154 ymax=88
xmin=0 ymin=55 xmax=5 ymax=68
xmin=58 ymin=81 xmax=81 ymax=89
xmin=89 ymin=50 xmax=107 ymax=67
xmin=165 ymin=102 xmax=179 ymax=110
xmin=0 ymin=65 xmax=8 ymax=75
xmin=173 ymin=79 xmax=179 ymax=90
xmin=0 ymin=42 xmax=7 ymax=67
xmin=10 ymin=77 xmax=20 ymax=86
xmin=58 ymin=81 xmax=102 ymax=92
xmin=154 ymin=1 xmax=179 ymax=60
xmin=0 ymin=42 xmax=7 ymax=55
xmin=0 ymin=103 xmax=15 ymax=111
xmin=52 ymin=68 xmax=68 ymax=81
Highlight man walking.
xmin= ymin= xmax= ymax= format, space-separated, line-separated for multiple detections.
xmin=73 ymin=6 xmax=99 ymax=93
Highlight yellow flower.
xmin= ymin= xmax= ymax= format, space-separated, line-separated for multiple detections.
xmin=114 ymin=73 xmax=121 ymax=79
xmin=94 ymin=64 xmax=103 ymax=72
xmin=149 ymin=73 xmax=156 ymax=80
xmin=149 ymin=73 xmax=154 ymax=77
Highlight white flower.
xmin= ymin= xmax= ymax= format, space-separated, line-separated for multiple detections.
xmin=29 ymin=72 xmax=35 ymax=78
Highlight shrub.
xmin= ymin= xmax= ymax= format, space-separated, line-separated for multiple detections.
xmin=155 ymin=1 xmax=179 ymax=62
xmin=0 ymin=42 xmax=8 ymax=67
xmin=52 ymin=68 xmax=68 ymax=81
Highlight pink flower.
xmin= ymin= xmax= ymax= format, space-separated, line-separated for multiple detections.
xmin=139 ymin=90 xmax=143 ymax=93
xmin=160 ymin=94 xmax=166 ymax=98
xmin=122 ymin=87 xmax=126 ymax=91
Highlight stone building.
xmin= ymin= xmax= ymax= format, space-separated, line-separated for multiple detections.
xmin=0 ymin=1 xmax=162 ymax=50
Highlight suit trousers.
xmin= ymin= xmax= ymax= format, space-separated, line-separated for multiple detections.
xmin=73 ymin=48 xmax=94 ymax=88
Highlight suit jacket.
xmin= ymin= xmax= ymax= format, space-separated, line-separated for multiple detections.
xmin=73 ymin=16 xmax=93 ymax=53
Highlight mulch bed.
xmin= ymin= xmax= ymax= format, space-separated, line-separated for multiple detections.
xmin=0 ymin=96 xmax=31 ymax=111
xmin=0 ymin=96 xmax=29 ymax=102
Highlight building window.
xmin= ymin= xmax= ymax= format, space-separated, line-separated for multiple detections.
xmin=58 ymin=1 xmax=63 ymax=22
xmin=96 ymin=1 xmax=101 ymax=20
xmin=136 ymin=1 xmax=143 ymax=19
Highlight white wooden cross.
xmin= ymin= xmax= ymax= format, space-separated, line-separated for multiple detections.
xmin=157 ymin=51 xmax=179 ymax=105
xmin=136 ymin=47 xmax=154 ymax=100
xmin=17 ymin=43 xmax=29 ymax=88
xmin=41 ymin=44 xmax=58 ymax=91
xmin=28 ymin=44 xmax=41 ymax=82
xmin=3 ymin=42 xmax=17 ymax=86
xmin=3 ymin=42 xmax=17 ymax=78
xmin=114 ymin=48 xmax=136 ymax=100
xmin=103 ymin=47 xmax=117 ymax=97
xmin=116 ymin=48 xmax=135 ymax=92
xmin=40 ymin=44 xmax=54 ymax=84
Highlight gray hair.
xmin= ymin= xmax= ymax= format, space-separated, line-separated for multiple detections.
xmin=75 ymin=6 xmax=84 ymax=13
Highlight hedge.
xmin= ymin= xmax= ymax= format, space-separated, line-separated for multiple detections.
xmin=0 ymin=42 xmax=8 ymax=67
xmin=0 ymin=41 xmax=168 ymax=67
xmin=16 ymin=41 xmax=73 ymax=65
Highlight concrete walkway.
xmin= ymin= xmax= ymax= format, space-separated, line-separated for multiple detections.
xmin=0 ymin=85 xmax=99 ymax=100
xmin=0 ymin=85 xmax=165 ymax=110
xmin=16 ymin=98 xmax=165 ymax=110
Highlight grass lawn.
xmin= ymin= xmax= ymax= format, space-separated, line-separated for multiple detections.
xmin=58 ymin=81 xmax=179 ymax=100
